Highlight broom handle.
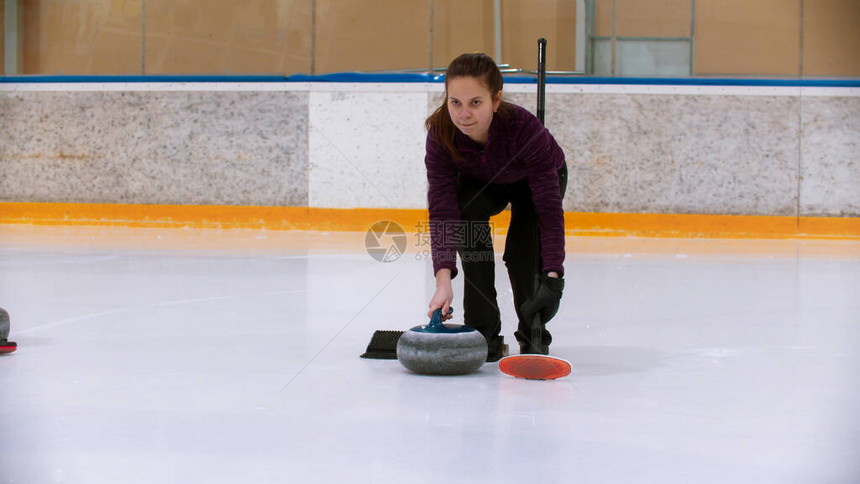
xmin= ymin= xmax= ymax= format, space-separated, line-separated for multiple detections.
xmin=537 ymin=38 xmax=547 ymax=124
xmin=532 ymin=38 xmax=548 ymax=352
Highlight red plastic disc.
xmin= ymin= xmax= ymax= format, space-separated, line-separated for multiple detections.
xmin=499 ymin=354 xmax=571 ymax=380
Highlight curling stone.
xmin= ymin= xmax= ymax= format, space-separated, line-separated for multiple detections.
xmin=1 ymin=307 xmax=18 ymax=354
xmin=396 ymin=308 xmax=488 ymax=375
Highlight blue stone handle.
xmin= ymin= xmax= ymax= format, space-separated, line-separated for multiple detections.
xmin=427 ymin=307 xmax=453 ymax=330
xmin=411 ymin=307 xmax=475 ymax=334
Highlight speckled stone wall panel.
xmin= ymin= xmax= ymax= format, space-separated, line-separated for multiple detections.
xmin=800 ymin=97 xmax=860 ymax=217
xmin=549 ymin=93 xmax=801 ymax=215
xmin=0 ymin=91 xmax=308 ymax=206
xmin=309 ymin=91 xmax=428 ymax=209
xmin=1 ymin=92 xmax=137 ymax=203
xmin=4 ymin=85 xmax=856 ymax=219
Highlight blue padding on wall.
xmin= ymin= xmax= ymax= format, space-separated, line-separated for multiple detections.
xmin=546 ymin=77 xmax=860 ymax=88
xmin=1 ymin=73 xmax=858 ymax=88
xmin=286 ymin=72 xmax=445 ymax=83
xmin=0 ymin=75 xmax=289 ymax=83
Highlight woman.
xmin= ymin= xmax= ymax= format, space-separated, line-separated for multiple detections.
xmin=424 ymin=53 xmax=567 ymax=361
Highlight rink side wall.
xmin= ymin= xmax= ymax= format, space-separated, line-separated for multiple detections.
xmin=1 ymin=76 xmax=858 ymax=238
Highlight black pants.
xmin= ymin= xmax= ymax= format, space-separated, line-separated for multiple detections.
xmin=456 ymin=164 xmax=567 ymax=346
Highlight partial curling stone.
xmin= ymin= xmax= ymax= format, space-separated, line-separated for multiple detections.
xmin=1 ymin=307 xmax=18 ymax=354
xmin=396 ymin=308 xmax=487 ymax=375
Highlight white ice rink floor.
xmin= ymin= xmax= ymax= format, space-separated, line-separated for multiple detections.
xmin=1 ymin=224 xmax=858 ymax=484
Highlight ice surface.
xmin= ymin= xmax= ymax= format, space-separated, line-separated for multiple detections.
xmin=1 ymin=225 xmax=858 ymax=483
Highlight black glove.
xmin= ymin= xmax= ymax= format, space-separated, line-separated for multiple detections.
xmin=520 ymin=273 xmax=564 ymax=324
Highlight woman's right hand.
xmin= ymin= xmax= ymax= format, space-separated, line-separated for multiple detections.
xmin=428 ymin=269 xmax=454 ymax=321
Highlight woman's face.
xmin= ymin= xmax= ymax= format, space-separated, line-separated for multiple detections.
xmin=446 ymin=76 xmax=502 ymax=145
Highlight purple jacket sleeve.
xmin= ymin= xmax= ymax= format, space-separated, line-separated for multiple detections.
xmin=424 ymin=130 xmax=461 ymax=279
xmin=518 ymin=116 xmax=566 ymax=276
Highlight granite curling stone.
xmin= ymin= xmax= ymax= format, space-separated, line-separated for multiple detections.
xmin=1 ymin=307 xmax=18 ymax=354
xmin=396 ymin=308 xmax=488 ymax=375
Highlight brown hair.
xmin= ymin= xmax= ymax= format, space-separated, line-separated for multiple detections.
xmin=425 ymin=53 xmax=511 ymax=160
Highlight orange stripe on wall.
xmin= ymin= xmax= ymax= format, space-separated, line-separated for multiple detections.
xmin=564 ymin=212 xmax=801 ymax=238
xmin=0 ymin=202 xmax=857 ymax=239
xmin=0 ymin=203 xmax=423 ymax=231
